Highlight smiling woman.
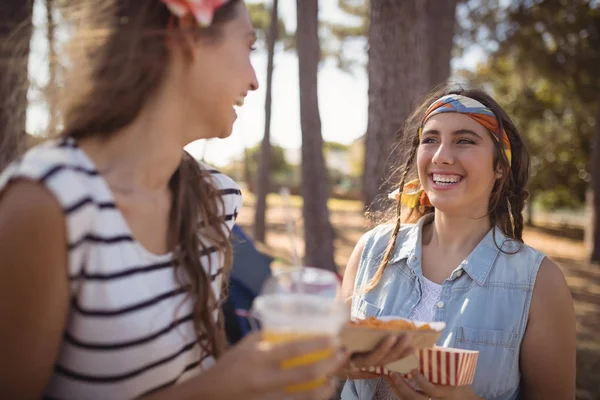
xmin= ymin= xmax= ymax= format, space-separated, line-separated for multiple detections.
xmin=0 ymin=1 xmax=347 ymax=399
xmin=340 ymin=87 xmax=576 ymax=400
xmin=418 ymin=112 xmax=501 ymax=215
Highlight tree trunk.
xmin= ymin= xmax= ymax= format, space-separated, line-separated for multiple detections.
xmin=362 ymin=0 xmax=431 ymax=212
xmin=591 ymin=98 xmax=600 ymax=263
xmin=243 ymin=146 xmax=253 ymax=192
xmin=0 ymin=0 xmax=34 ymax=170
xmin=46 ymin=0 xmax=58 ymax=133
xmin=525 ymin=194 xmax=534 ymax=226
xmin=426 ymin=0 xmax=458 ymax=88
xmin=253 ymin=0 xmax=279 ymax=243
xmin=296 ymin=0 xmax=336 ymax=272
xmin=585 ymin=188 xmax=593 ymax=259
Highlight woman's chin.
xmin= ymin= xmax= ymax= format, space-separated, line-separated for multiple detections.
xmin=428 ymin=197 xmax=463 ymax=214
xmin=217 ymin=125 xmax=234 ymax=139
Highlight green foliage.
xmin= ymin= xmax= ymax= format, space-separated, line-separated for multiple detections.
xmin=246 ymin=2 xmax=295 ymax=50
xmin=247 ymin=0 xmax=368 ymax=71
xmin=323 ymin=141 xmax=349 ymax=152
xmin=502 ymin=0 xmax=600 ymax=101
xmin=320 ymin=0 xmax=368 ymax=72
xmin=461 ymin=56 xmax=592 ymax=209
xmin=459 ymin=0 xmax=599 ymax=210
xmin=245 ymin=143 xmax=293 ymax=181
xmin=455 ymin=0 xmax=504 ymax=55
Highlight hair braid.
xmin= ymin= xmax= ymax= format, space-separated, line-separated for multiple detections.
xmin=362 ymin=134 xmax=420 ymax=294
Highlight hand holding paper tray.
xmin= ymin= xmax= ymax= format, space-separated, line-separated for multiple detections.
xmin=339 ymin=317 xmax=479 ymax=386
xmin=339 ymin=316 xmax=446 ymax=353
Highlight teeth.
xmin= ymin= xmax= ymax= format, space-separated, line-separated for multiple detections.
xmin=234 ymin=96 xmax=245 ymax=107
xmin=432 ymin=174 xmax=461 ymax=184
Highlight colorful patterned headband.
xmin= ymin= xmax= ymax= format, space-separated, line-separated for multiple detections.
xmin=391 ymin=94 xmax=512 ymax=209
xmin=161 ymin=0 xmax=231 ymax=27
xmin=419 ymin=94 xmax=512 ymax=166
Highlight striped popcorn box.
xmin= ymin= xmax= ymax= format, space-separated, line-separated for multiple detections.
xmin=419 ymin=347 xmax=479 ymax=386
xmin=360 ymin=347 xmax=479 ymax=387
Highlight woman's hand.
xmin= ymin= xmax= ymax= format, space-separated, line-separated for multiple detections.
xmin=383 ymin=370 xmax=483 ymax=400
xmin=192 ymin=332 xmax=349 ymax=400
xmin=336 ymin=334 xmax=414 ymax=380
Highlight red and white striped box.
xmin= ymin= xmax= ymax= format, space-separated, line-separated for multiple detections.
xmin=362 ymin=347 xmax=479 ymax=386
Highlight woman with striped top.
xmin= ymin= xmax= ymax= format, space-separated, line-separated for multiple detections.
xmin=0 ymin=1 xmax=348 ymax=399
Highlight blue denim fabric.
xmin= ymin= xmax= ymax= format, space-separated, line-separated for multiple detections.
xmin=342 ymin=214 xmax=544 ymax=400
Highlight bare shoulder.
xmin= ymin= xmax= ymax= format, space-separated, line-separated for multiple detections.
xmin=529 ymin=257 xmax=574 ymax=325
xmin=347 ymin=229 xmax=374 ymax=267
xmin=340 ymin=230 xmax=373 ymax=305
xmin=520 ymin=257 xmax=576 ymax=398
xmin=0 ymin=179 xmax=67 ymax=278
xmin=0 ymin=179 xmax=70 ymax=398
xmin=532 ymin=257 xmax=572 ymax=305
xmin=0 ymin=179 xmax=64 ymax=224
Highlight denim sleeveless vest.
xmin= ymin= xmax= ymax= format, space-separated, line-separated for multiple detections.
xmin=341 ymin=214 xmax=545 ymax=400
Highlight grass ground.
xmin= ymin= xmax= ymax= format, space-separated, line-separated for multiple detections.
xmin=237 ymin=191 xmax=600 ymax=399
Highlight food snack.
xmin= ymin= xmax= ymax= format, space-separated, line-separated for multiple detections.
xmin=340 ymin=316 xmax=445 ymax=353
xmin=348 ymin=317 xmax=433 ymax=331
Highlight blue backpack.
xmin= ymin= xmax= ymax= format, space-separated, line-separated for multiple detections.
xmin=222 ymin=225 xmax=273 ymax=344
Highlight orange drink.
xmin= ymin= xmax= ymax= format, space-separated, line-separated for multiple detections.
xmin=253 ymin=292 xmax=348 ymax=393
xmin=262 ymin=331 xmax=335 ymax=392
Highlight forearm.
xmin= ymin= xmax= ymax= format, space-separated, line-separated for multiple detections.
xmin=462 ymin=385 xmax=485 ymax=400
xmin=332 ymin=363 xmax=380 ymax=381
xmin=522 ymin=386 xmax=575 ymax=400
xmin=140 ymin=375 xmax=223 ymax=400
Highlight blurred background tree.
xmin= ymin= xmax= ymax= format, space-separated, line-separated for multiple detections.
xmin=0 ymin=0 xmax=34 ymax=170
xmin=458 ymin=0 xmax=600 ymax=260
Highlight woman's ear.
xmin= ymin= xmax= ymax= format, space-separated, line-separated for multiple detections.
xmin=495 ymin=165 xmax=504 ymax=179
xmin=166 ymin=15 xmax=197 ymax=61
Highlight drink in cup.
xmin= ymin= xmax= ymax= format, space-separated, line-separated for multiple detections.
xmin=252 ymin=267 xmax=348 ymax=393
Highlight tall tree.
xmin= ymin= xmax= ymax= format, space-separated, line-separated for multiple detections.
xmin=253 ymin=0 xmax=279 ymax=243
xmin=593 ymin=97 xmax=600 ymax=262
xmin=296 ymin=0 xmax=336 ymax=271
xmin=0 ymin=0 xmax=34 ymax=170
xmin=460 ymin=57 xmax=592 ymax=214
xmin=46 ymin=0 xmax=58 ymax=133
xmin=463 ymin=0 xmax=600 ymax=261
xmin=362 ymin=0 xmax=459 ymax=211
xmin=243 ymin=2 xmax=290 ymax=195
xmin=427 ymin=0 xmax=459 ymax=88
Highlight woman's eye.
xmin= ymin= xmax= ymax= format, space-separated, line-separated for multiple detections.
xmin=457 ymin=138 xmax=475 ymax=144
xmin=421 ymin=137 xmax=437 ymax=144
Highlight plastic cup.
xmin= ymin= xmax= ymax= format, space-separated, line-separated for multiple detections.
xmin=252 ymin=267 xmax=348 ymax=393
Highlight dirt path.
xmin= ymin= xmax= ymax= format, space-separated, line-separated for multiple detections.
xmin=237 ymin=204 xmax=600 ymax=399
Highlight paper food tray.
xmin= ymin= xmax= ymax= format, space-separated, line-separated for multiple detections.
xmin=362 ymin=346 xmax=479 ymax=387
xmin=339 ymin=316 xmax=446 ymax=354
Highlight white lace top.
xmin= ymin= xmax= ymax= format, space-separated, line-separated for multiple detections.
xmin=374 ymin=276 xmax=442 ymax=399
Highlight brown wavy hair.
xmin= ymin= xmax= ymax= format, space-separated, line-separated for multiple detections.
xmin=52 ymin=0 xmax=242 ymax=359
xmin=364 ymin=85 xmax=530 ymax=293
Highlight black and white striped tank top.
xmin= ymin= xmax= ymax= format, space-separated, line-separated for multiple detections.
xmin=0 ymin=138 xmax=242 ymax=399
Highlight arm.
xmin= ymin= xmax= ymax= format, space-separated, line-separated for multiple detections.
xmin=336 ymin=231 xmax=413 ymax=380
xmin=339 ymin=232 xmax=369 ymax=310
xmin=142 ymin=333 xmax=346 ymax=400
xmin=0 ymin=181 xmax=70 ymax=399
xmin=520 ymin=257 xmax=576 ymax=399
xmin=0 ymin=180 xmax=344 ymax=400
